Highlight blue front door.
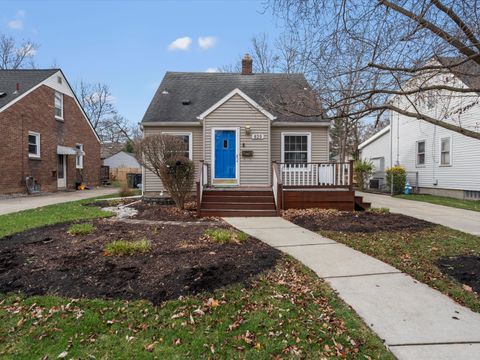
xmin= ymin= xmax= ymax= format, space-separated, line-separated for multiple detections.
xmin=214 ymin=130 xmax=236 ymax=179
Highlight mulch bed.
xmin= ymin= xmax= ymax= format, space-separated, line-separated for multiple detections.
xmin=84 ymin=199 xmax=214 ymax=222
xmin=283 ymin=208 xmax=435 ymax=233
xmin=436 ymin=255 xmax=480 ymax=294
xmin=130 ymin=201 xmax=205 ymax=222
xmin=0 ymin=220 xmax=279 ymax=304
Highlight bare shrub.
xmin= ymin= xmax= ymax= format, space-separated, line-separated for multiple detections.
xmin=134 ymin=135 xmax=195 ymax=209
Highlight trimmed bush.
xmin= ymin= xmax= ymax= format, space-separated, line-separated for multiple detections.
xmin=386 ymin=166 xmax=407 ymax=195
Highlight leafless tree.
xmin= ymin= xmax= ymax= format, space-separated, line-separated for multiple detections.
xmin=270 ymin=0 xmax=480 ymax=140
xmin=251 ymin=33 xmax=280 ymax=73
xmin=134 ymin=135 xmax=194 ymax=209
xmin=76 ymin=81 xmax=136 ymax=143
xmin=76 ymin=81 xmax=116 ymax=131
xmin=97 ymin=114 xmax=136 ymax=143
xmin=0 ymin=34 xmax=38 ymax=69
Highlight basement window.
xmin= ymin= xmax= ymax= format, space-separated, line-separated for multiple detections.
xmin=55 ymin=91 xmax=64 ymax=120
xmin=28 ymin=131 xmax=40 ymax=158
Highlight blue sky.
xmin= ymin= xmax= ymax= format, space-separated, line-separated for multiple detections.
xmin=1 ymin=0 xmax=282 ymax=124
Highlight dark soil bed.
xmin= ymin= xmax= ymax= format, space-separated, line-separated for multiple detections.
xmin=437 ymin=255 xmax=480 ymax=294
xmin=0 ymin=220 xmax=279 ymax=304
xmin=130 ymin=201 xmax=204 ymax=222
xmin=283 ymin=208 xmax=435 ymax=233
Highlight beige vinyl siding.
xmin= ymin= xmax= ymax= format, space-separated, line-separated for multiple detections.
xmin=271 ymin=126 xmax=329 ymax=163
xmin=143 ymin=125 xmax=203 ymax=193
xmin=204 ymin=94 xmax=271 ymax=186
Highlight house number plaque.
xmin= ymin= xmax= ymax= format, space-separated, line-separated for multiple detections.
xmin=251 ymin=134 xmax=264 ymax=140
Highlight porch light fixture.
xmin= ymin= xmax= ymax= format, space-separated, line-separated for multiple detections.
xmin=245 ymin=125 xmax=251 ymax=135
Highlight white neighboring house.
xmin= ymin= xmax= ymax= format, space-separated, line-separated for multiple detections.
xmin=359 ymin=58 xmax=480 ymax=200
xmin=103 ymin=151 xmax=140 ymax=169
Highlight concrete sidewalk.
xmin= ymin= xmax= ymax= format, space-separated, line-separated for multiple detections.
xmin=0 ymin=187 xmax=118 ymax=216
xmin=225 ymin=217 xmax=480 ymax=360
xmin=358 ymin=191 xmax=480 ymax=236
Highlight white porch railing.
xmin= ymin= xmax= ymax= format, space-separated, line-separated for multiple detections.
xmin=278 ymin=161 xmax=353 ymax=188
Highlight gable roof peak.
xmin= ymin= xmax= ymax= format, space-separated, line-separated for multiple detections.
xmin=197 ymin=88 xmax=276 ymax=120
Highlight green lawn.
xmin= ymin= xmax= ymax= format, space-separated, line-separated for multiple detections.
xmin=0 ymin=197 xmax=114 ymax=238
xmin=0 ymin=198 xmax=393 ymax=358
xmin=0 ymin=258 xmax=393 ymax=359
xmin=396 ymin=194 xmax=480 ymax=212
xmin=323 ymin=225 xmax=480 ymax=313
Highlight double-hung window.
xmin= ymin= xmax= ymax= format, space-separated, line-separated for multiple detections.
xmin=416 ymin=140 xmax=426 ymax=166
xmin=55 ymin=91 xmax=64 ymax=120
xmin=281 ymin=132 xmax=311 ymax=166
xmin=440 ymin=136 xmax=452 ymax=166
xmin=28 ymin=131 xmax=40 ymax=158
xmin=76 ymin=144 xmax=84 ymax=169
xmin=162 ymin=132 xmax=193 ymax=160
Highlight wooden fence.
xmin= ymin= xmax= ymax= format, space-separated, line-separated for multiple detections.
xmin=109 ymin=167 xmax=141 ymax=182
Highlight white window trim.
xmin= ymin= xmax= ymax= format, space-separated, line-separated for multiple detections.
xmin=415 ymin=139 xmax=426 ymax=168
xmin=76 ymin=144 xmax=84 ymax=169
xmin=161 ymin=131 xmax=193 ymax=160
xmin=281 ymin=132 xmax=312 ymax=171
xmin=439 ymin=135 xmax=452 ymax=166
xmin=55 ymin=91 xmax=64 ymax=121
xmin=28 ymin=131 xmax=41 ymax=158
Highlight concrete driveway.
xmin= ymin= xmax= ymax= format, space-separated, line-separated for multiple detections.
xmin=358 ymin=191 xmax=480 ymax=236
xmin=0 ymin=188 xmax=118 ymax=216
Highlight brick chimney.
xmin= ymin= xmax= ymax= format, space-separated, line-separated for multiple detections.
xmin=241 ymin=54 xmax=253 ymax=75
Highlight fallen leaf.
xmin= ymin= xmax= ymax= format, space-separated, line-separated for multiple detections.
xmin=144 ymin=342 xmax=156 ymax=352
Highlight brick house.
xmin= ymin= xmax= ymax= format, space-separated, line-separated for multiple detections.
xmin=0 ymin=69 xmax=101 ymax=194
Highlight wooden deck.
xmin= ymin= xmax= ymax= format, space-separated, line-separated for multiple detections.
xmin=196 ymin=161 xmax=370 ymax=217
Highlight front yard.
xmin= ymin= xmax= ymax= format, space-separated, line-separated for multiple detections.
xmin=396 ymin=193 xmax=480 ymax=212
xmin=284 ymin=208 xmax=480 ymax=313
xmin=0 ymin=198 xmax=393 ymax=358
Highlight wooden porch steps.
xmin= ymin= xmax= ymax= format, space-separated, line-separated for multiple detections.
xmin=354 ymin=196 xmax=371 ymax=211
xmin=199 ymin=189 xmax=277 ymax=217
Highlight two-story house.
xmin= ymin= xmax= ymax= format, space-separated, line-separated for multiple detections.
xmin=0 ymin=69 xmax=101 ymax=194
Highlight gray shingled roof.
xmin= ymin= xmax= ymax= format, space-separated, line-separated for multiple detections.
xmin=0 ymin=69 xmax=59 ymax=109
xmin=437 ymin=57 xmax=480 ymax=92
xmin=141 ymin=72 xmax=325 ymax=124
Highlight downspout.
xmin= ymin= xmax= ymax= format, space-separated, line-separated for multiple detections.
xmin=389 ymin=111 xmax=393 ymax=169
xmin=396 ymin=111 xmax=400 ymax=166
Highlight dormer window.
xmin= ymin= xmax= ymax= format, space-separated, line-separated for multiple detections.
xmin=55 ymin=91 xmax=63 ymax=120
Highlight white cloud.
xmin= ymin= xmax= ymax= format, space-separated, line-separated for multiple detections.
xmin=7 ymin=10 xmax=25 ymax=30
xmin=8 ymin=19 xmax=23 ymax=30
xmin=205 ymin=67 xmax=219 ymax=73
xmin=198 ymin=36 xmax=216 ymax=50
xmin=168 ymin=36 xmax=192 ymax=51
